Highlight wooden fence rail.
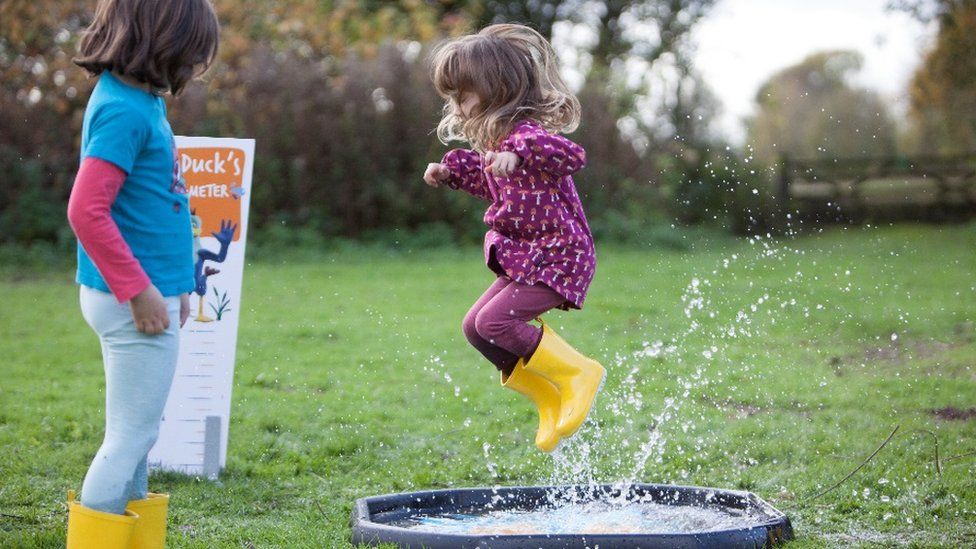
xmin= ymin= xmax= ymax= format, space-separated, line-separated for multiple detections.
xmin=777 ymin=154 xmax=976 ymax=222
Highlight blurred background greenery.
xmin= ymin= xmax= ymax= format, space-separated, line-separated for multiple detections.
xmin=1 ymin=0 xmax=973 ymax=256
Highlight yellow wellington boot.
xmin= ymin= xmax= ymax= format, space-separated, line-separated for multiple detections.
xmin=501 ymin=362 xmax=562 ymax=452
xmin=66 ymin=490 xmax=138 ymax=549
xmin=126 ymin=493 xmax=169 ymax=549
xmin=522 ymin=320 xmax=606 ymax=438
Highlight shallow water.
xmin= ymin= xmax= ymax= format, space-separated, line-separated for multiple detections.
xmin=400 ymin=499 xmax=767 ymax=535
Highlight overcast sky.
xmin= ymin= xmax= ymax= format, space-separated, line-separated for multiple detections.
xmin=691 ymin=0 xmax=936 ymax=143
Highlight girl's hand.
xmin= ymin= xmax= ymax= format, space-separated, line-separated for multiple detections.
xmin=424 ymin=163 xmax=450 ymax=187
xmin=180 ymin=293 xmax=190 ymax=327
xmin=129 ymin=284 xmax=170 ymax=335
xmin=485 ymin=151 xmax=521 ymax=178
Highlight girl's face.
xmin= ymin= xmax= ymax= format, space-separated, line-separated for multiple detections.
xmin=458 ymin=92 xmax=481 ymax=119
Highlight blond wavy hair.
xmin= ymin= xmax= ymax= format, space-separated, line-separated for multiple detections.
xmin=430 ymin=24 xmax=581 ymax=152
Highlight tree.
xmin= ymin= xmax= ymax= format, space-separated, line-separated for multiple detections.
xmin=746 ymin=51 xmax=897 ymax=165
xmin=0 ymin=0 xmax=727 ymax=245
xmin=443 ymin=1 xmax=715 ymax=69
xmin=0 ymin=0 xmax=453 ymax=244
xmin=892 ymin=0 xmax=976 ymax=154
xmin=437 ymin=0 xmax=724 ymax=225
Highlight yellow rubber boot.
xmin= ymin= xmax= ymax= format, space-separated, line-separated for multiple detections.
xmin=66 ymin=490 xmax=138 ymax=549
xmin=501 ymin=362 xmax=562 ymax=452
xmin=522 ymin=320 xmax=606 ymax=438
xmin=126 ymin=493 xmax=169 ymax=549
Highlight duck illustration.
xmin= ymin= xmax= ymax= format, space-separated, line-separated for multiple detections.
xmin=191 ymin=211 xmax=237 ymax=322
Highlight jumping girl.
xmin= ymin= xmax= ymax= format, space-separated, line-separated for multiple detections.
xmin=424 ymin=24 xmax=605 ymax=452
xmin=65 ymin=0 xmax=219 ymax=547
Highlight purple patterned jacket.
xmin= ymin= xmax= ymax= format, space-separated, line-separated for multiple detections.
xmin=442 ymin=119 xmax=596 ymax=309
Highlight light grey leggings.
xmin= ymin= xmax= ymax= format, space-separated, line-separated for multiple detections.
xmin=78 ymin=286 xmax=180 ymax=514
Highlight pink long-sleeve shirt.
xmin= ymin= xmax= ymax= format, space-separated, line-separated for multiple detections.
xmin=67 ymin=156 xmax=151 ymax=303
xmin=442 ymin=119 xmax=596 ymax=309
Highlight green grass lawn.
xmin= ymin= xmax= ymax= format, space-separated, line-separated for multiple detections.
xmin=2 ymin=224 xmax=975 ymax=547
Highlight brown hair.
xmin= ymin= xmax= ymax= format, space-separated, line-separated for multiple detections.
xmin=431 ymin=24 xmax=581 ymax=151
xmin=74 ymin=0 xmax=220 ymax=95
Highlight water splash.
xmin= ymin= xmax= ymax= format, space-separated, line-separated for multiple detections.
xmin=400 ymin=498 xmax=769 ymax=535
xmin=545 ymin=234 xmax=814 ymax=491
xmin=483 ymin=442 xmax=498 ymax=480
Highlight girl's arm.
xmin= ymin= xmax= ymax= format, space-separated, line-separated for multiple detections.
xmin=441 ymin=148 xmax=491 ymax=201
xmin=67 ymin=156 xmax=151 ymax=303
xmin=500 ymin=125 xmax=586 ymax=178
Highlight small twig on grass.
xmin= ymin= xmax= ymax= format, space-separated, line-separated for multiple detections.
xmin=801 ymin=424 xmax=900 ymax=504
xmin=309 ymin=471 xmax=329 ymax=484
xmin=910 ymin=429 xmax=942 ymax=480
xmin=944 ymin=450 xmax=976 ymax=463
xmin=0 ymin=513 xmax=25 ymax=519
xmin=314 ymin=500 xmax=329 ymax=521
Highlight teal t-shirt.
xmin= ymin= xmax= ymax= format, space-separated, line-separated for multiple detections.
xmin=76 ymin=72 xmax=194 ymax=297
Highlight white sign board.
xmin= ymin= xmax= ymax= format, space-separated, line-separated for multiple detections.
xmin=148 ymin=136 xmax=255 ymax=477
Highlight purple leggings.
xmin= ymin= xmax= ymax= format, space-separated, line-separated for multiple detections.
xmin=462 ymin=276 xmax=567 ymax=376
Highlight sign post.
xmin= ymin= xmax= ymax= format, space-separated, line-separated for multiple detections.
xmin=148 ymin=136 xmax=255 ymax=478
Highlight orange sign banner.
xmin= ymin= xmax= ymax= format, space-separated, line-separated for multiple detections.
xmin=179 ymin=146 xmax=247 ymax=241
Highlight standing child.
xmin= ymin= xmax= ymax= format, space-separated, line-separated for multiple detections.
xmin=65 ymin=1 xmax=219 ymax=547
xmin=424 ymin=24 xmax=605 ymax=453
